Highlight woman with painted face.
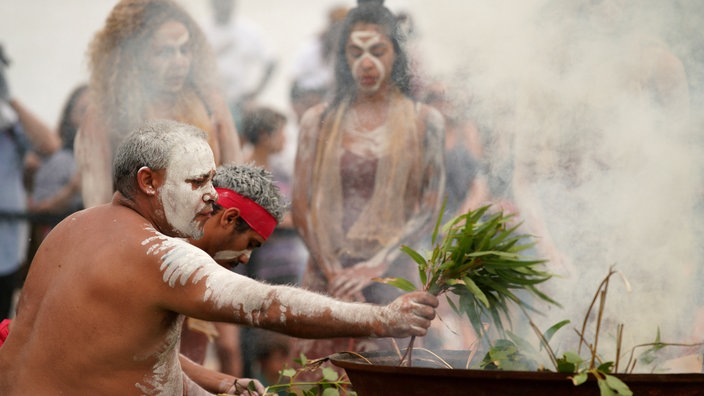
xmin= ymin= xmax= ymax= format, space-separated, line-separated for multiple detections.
xmin=292 ymin=0 xmax=446 ymax=359
xmin=75 ymin=0 xmax=241 ymax=209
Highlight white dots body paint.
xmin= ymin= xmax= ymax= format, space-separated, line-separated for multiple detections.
xmin=159 ymin=139 xmax=216 ymax=239
xmin=351 ymin=31 xmax=385 ymax=93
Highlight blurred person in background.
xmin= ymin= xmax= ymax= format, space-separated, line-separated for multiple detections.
xmin=201 ymin=0 xmax=277 ymax=131
xmin=238 ymin=106 xmax=308 ymax=379
xmin=25 ymin=84 xmax=88 ymax=268
xmin=289 ymin=5 xmax=348 ymax=124
xmin=291 ymin=0 xmax=445 ymax=359
xmin=0 ymin=45 xmax=60 ymax=319
xmin=75 ymin=0 xmax=241 ymax=209
xmin=421 ymin=80 xmax=489 ymax=220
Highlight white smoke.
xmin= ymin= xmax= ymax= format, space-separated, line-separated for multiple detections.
xmin=427 ymin=0 xmax=703 ymax=369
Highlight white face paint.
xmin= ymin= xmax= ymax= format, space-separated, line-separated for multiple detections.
xmin=144 ymin=20 xmax=192 ymax=95
xmin=350 ymin=31 xmax=385 ymax=93
xmin=213 ymin=249 xmax=252 ymax=262
xmin=159 ymin=138 xmax=216 ymax=239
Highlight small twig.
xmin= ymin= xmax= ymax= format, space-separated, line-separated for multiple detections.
xmin=624 ymin=341 xmax=704 ymax=373
xmin=528 ymin=316 xmax=559 ymax=369
xmin=573 ymin=328 xmax=604 ymax=366
xmin=590 ymin=286 xmax=609 ymax=369
xmin=579 ymin=267 xmax=616 ymax=355
xmin=390 ymin=338 xmax=402 ymax=360
xmin=399 ymin=336 xmax=416 ymax=366
xmin=517 ymin=304 xmax=559 ymax=369
xmin=341 ymin=350 xmax=374 ymax=365
xmin=410 ymin=347 xmax=454 ymax=369
xmin=628 ymin=357 xmax=638 ymax=374
xmin=465 ymin=339 xmax=481 ymax=369
xmin=615 ymin=323 xmax=624 ymax=373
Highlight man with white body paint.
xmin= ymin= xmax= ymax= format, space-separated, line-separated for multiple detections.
xmin=0 ymin=119 xmax=438 ymax=395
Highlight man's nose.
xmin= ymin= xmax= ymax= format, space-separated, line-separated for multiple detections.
xmin=203 ymin=187 xmax=217 ymax=204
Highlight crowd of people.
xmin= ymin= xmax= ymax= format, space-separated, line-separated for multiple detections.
xmin=1 ymin=0 xmax=703 ymax=394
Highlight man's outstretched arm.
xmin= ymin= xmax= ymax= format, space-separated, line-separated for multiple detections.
xmin=150 ymin=237 xmax=438 ymax=340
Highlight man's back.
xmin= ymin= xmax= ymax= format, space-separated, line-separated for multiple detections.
xmin=0 ymin=203 xmax=184 ymax=395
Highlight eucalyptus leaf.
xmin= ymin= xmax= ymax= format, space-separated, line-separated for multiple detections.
xmin=604 ymin=374 xmax=633 ymax=396
xmin=372 ymin=277 xmax=417 ymax=292
xmin=543 ymin=320 xmax=570 ymax=344
xmin=322 ymin=367 xmax=339 ymax=382
xmin=281 ymin=368 xmax=297 ymax=378
xmin=597 ymin=378 xmax=617 ymax=396
xmin=322 ymin=388 xmax=341 ymax=396
xmin=572 ymin=372 xmax=588 ymax=385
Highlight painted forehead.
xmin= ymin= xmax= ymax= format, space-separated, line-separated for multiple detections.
xmin=351 ymin=30 xmax=381 ymax=46
xmin=167 ymin=137 xmax=215 ymax=177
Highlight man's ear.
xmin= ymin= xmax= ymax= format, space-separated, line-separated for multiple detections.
xmin=221 ymin=207 xmax=241 ymax=226
xmin=136 ymin=166 xmax=163 ymax=196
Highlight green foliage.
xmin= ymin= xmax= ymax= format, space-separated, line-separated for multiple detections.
xmin=479 ymin=339 xmax=540 ymax=371
xmin=263 ymin=354 xmax=357 ymax=396
xmin=376 ymin=205 xmax=701 ymax=396
xmin=382 ymin=204 xmax=557 ymax=340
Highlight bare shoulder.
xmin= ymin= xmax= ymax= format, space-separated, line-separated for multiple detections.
xmin=299 ymin=103 xmax=328 ymax=134
xmin=417 ymin=103 xmax=444 ymax=130
xmin=140 ymin=232 xmax=215 ymax=287
xmin=414 ymin=102 xmax=445 ymax=144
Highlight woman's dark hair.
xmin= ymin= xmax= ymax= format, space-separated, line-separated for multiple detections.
xmin=58 ymin=84 xmax=88 ymax=151
xmin=329 ymin=0 xmax=412 ymax=109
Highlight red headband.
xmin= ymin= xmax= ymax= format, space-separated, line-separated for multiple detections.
xmin=215 ymin=187 xmax=277 ymax=240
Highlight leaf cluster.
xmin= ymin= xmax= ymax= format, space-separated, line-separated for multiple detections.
xmin=263 ymin=354 xmax=357 ymax=396
xmin=561 ymin=353 xmax=632 ymax=396
xmin=391 ymin=204 xmax=557 ymax=339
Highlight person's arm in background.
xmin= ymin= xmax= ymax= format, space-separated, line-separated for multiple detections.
xmin=74 ymin=105 xmax=114 ymax=207
xmin=0 ymin=52 xmax=59 ymax=156
xmin=29 ymin=172 xmax=81 ymax=214
xmin=209 ymin=90 xmax=242 ymax=164
xmin=212 ymin=322 xmax=243 ymax=377
xmin=6 ymin=99 xmax=59 ymax=156
xmin=180 ymin=354 xmax=263 ymax=395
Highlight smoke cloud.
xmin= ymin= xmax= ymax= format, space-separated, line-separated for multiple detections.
xmin=424 ymin=0 xmax=704 ymax=368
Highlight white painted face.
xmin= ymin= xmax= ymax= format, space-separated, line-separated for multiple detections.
xmin=159 ymin=138 xmax=216 ymax=239
xmin=346 ymin=26 xmax=394 ymax=95
xmin=143 ymin=20 xmax=192 ymax=95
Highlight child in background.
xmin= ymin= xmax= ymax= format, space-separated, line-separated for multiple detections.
xmin=239 ymin=106 xmax=309 ymax=379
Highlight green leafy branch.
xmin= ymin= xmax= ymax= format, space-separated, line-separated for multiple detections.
xmin=263 ymin=354 xmax=357 ymax=396
xmin=377 ymin=202 xmax=557 ymax=365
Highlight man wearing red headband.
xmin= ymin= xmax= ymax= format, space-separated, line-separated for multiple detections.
xmin=193 ymin=163 xmax=283 ymax=269
xmin=181 ymin=163 xmax=285 ymax=388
